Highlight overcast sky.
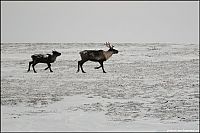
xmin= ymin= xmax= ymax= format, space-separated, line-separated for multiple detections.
xmin=1 ymin=1 xmax=199 ymax=43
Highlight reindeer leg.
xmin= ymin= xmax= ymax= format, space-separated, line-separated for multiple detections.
xmin=77 ymin=61 xmax=80 ymax=73
xmin=44 ymin=67 xmax=49 ymax=70
xmin=44 ymin=63 xmax=49 ymax=70
xmin=80 ymin=60 xmax=86 ymax=73
xmin=94 ymin=62 xmax=102 ymax=69
xmin=32 ymin=63 xmax=37 ymax=73
xmin=94 ymin=66 xmax=101 ymax=69
xmin=27 ymin=61 xmax=33 ymax=72
xmin=48 ymin=63 xmax=53 ymax=72
xmin=100 ymin=61 xmax=106 ymax=73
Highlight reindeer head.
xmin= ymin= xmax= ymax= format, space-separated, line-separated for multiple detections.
xmin=104 ymin=42 xmax=118 ymax=54
xmin=52 ymin=50 xmax=61 ymax=56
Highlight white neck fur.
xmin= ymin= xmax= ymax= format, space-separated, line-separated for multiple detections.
xmin=103 ymin=51 xmax=113 ymax=60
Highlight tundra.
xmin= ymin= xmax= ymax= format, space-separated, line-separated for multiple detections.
xmin=27 ymin=50 xmax=61 ymax=73
xmin=77 ymin=42 xmax=118 ymax=73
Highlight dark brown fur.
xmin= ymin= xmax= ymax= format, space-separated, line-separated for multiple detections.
xmin=77 ymin=43 xmax=118 ymax=73
xmin=27 ymin=50 xmax=61 ymax=73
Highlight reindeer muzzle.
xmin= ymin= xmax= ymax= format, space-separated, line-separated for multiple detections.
xmin=114 ymin=50 xmax=119 ymax=54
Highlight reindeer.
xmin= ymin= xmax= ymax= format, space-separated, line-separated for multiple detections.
xmin=77 ymin=42 xmax=118 ymax=73
xmin=27 ymin=50 xmax=61 ymax=73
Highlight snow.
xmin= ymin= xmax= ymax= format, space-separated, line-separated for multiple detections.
xmin=1 ymin=43 xmax=199 ymax=131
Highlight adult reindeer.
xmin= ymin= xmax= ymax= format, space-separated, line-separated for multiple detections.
xmin=77 ymin=42 xmax=118 ymax=73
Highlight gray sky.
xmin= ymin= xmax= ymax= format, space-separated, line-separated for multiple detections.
xmin=1 ymin=1 xmax=199 ymax=43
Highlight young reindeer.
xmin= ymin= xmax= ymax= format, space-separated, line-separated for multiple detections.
xmin=77 ymin=42 xmax=118 ymax=73
xmin=27 ymin=50 xmax=61 ymax=73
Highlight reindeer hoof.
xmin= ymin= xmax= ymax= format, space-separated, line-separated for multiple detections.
xmin=82 ymin=71 xmax=86 ymax=73
xmin=103 ymin=71 xmax=107 ymax=73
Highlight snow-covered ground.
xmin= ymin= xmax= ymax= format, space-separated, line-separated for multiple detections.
xmin=1 ymin=43 xmax=199 ymax=132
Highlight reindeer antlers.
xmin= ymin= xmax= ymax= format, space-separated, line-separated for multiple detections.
xmin=104 ymin=42 xmax=114 ymax=49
